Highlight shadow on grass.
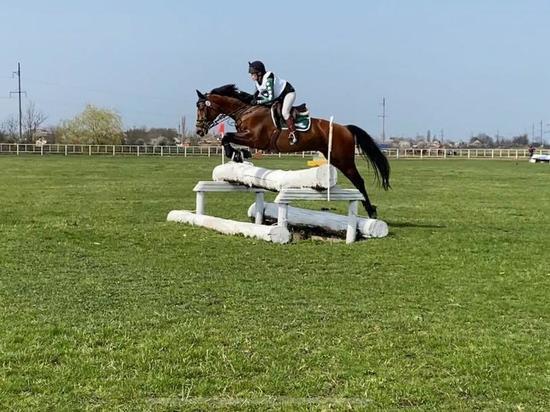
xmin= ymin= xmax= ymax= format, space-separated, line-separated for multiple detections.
xmin=386 ymin=221 xmax=446 ymax=229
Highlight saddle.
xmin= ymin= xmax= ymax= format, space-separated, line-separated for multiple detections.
xmin=270 ymin=101 xmax=312 ymax=132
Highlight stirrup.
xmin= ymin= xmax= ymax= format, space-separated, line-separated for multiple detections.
xmin=288 ymin=132 xmax=298 ymax=145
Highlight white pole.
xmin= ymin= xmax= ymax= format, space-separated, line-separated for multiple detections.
xmin=327 ymin=116 xmax=334 ymax=201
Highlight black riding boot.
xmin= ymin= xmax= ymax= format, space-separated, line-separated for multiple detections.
xmin=286 ymin=118 xmax=298 ymax=145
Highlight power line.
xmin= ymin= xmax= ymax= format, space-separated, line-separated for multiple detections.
xmin=25 ymin=76 xmax=181 ymax=103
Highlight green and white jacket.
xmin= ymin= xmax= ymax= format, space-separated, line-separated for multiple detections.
xmin=254 ymin=71 xmax=288 ymax=104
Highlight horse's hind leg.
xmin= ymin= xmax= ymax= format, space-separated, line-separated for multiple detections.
xmin=336 ymin=162 xmax=378 ymax=219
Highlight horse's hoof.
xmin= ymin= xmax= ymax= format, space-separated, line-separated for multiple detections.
xmin=232 ymin=152 xmax=243 ymax=163
xmin=242 ymin=149 xmax=252 ymax=159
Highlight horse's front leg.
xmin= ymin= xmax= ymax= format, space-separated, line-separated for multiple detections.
xmin=220 ymin=133 xmax=237 ymax=160
xmin=221 ymin=131 xmax=253 ymax=162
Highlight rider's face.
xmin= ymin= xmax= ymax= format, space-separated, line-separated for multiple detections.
xmin=251 ymin=72 xmax=259 ymax=82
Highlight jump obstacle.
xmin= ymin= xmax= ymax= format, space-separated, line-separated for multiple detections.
xmin=167 ymin=161 xmax=389 ymax=244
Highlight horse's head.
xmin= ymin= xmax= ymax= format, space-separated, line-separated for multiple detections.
xmin=195 ymin=90 xmax=219 ymax=137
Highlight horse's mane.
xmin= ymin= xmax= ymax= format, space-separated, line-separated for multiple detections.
xmin=209 ymin=84 xmax=254 ymax=104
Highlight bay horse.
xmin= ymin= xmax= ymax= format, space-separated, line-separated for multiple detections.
xmin=195 ymin=84 xmax=390 ymax=218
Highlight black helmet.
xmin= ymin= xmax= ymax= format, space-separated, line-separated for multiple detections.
xmin=248 ymin=60 xmax=266 ymax=75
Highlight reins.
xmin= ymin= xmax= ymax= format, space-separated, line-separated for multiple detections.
xmin=206 ymin=100 xmax=256 ymax=130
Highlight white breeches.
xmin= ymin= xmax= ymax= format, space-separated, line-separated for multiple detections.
xmin=281 ymin=92 xmax=296 ymax=120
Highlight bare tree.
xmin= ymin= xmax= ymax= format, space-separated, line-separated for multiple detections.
xmin=23 ymin=101 xmax=47 ymax=142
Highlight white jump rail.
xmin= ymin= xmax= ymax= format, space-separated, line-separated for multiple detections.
xmin=167 ymin=210 xmax=291 ymax=243
xmin=212 ymin=162 xmax=337 ymax=191
xmin=247 ymin=202 xmax=388 ymax=239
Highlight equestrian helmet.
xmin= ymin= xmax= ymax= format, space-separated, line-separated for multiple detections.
xmin=248 ymin=60 xmax=266 ymax=75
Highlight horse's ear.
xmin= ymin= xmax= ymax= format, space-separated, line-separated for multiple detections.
xmin=196 ymin=90 xmax=206 ymax=99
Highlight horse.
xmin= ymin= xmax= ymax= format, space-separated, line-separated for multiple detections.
xmin=195 ymin=84 xmax=390 ymax=218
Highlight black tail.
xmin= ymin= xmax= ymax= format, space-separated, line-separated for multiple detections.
xmin=346 ymin=124 xmax=391 ymax=190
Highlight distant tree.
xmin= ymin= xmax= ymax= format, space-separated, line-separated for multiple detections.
xmin=1 ymin=116 xmax=19 ymax=142
xmin=511 ymin=134 xmax=529 ymax=146
xmin=125 ymin=127 xmax=148 ymax=145
xmin=470 ymin=133 xmax=494 ymax=147
xmin=23 ymin=101 xmax=47 ymax=142
xmin=124 ymin=127 xmax=178 ymax=145
xmin=148 ymin=128 xmax=178 ymax=145
xmin=57 ymin=105 xmax=124 ymax=144
xmin=187 ymin=134 xmax=201 ymax=145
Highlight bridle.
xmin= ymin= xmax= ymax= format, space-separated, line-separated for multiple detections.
xmin=196 ymin=95 xmax=256 ymax=132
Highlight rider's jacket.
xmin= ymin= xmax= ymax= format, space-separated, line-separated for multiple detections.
xmin=255 ymin=71 xmax=292 ymax=104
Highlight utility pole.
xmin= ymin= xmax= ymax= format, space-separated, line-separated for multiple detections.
xmin=378 ymin=97 xmax=386 ymax=142
xmin=541 ymin=120 xmax=544 ymax=146
xmin=9 ymin=62 xmax=26 ymax=142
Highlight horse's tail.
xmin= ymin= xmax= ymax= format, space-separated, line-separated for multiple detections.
xmin=346 ymin=124 xmax=391 ymax=190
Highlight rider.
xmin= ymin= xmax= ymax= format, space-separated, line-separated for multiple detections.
xmin=248 ymin=60 xmax=298 ymax=145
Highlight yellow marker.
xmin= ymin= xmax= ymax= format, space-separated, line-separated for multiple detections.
xmin=307 ymin=159 xmax=327 ymax=167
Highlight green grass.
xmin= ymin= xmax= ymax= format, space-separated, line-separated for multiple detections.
xmin=1 ymin=156 xmax=549 ymax=410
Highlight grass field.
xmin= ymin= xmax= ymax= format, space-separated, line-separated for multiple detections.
xmin=1 ymin=156 xmax=549 ymax=410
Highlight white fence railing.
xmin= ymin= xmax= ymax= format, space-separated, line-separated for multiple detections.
xmin=0 ymin=143 xmax=318 ymax=158
xmin=385 ymin=148 xmax=550 ymax=159
xmin=0 ymin=143 xmax=548 ymax=160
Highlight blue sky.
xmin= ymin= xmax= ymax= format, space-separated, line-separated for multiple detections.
xmin=1 ymin=0 xmax=549 ymax=141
